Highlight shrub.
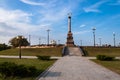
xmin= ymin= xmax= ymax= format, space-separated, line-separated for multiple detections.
xmin=0 ymin=43 xmax=11 ymax=51
xmin=37 ymin=56 xmax=50 ymax=60
xmin=104 ymin=56 xmax=115 ymax=61
xmin=0 ymin=62 xmax=17 ymax=78
xmin=0 ymin=62 xmax=38 ymax=78
xmin=96 ymin=55 xmax=106 ymax=60
xmin=27 ymin=66 xmax=37 ymax=76
xmin=14 ymin=64 xmax=28 ymax=77
xmin=96 ymin=55 xmax=115 ymax=61
xmin=14 ymin=65 xmax=37 ymax=77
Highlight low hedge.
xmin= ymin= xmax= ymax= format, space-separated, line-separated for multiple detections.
xmin=96 ymin=55 xmax=115 ymax=61
xmin=36 ymin=56 xmax=50 ymax=60
xmin=0 ymin=62 xmax=37 ymax=78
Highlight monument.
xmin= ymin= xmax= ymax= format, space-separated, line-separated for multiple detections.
xmin=66 ymin=13 xmax=74 ymax=47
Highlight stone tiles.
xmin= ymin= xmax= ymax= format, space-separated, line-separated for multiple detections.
xmin=38 ymin=56 xmax=120 ymax=80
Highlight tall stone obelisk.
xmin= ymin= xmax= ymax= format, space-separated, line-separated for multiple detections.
xmin=66 ymin=13 xmax=74 ymax=47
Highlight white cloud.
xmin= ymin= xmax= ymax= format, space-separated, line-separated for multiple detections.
xmin=0 ymin=8 xmax=34 ymax=35
xmin=39 ymin=8 xmax=69 ymax=23
xmin=80 ymin=24 xmax=86 ymax=28
xmin=83 ymin=0 xmax=107 ymax=13
xmin=20 ymin=0 xmax=45 ymax=6
xmin=0 ymin=8 xmax=32 ymax=23
xmin=108 ymin=0 xmax=120 ymax=5
xmin=32 ymin=0 xmax=82 ymax=24
xmin=0 ymin=8 xmax=51 ymax=42
xmin=0 ymin=22 xmax=17 ymax=34
xmin=0 ymin=8 xmax=31 ymax=34
xmin=73 ymin=30 xmax=91 ymax=35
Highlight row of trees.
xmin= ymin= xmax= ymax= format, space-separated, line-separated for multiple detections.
xmin=0 ymin=43 xmax=10 ymax=51
xmin=2 ymin=35 xmax=63 ymax=49
xmin=9 ymin=35 xmax=63 ymax=47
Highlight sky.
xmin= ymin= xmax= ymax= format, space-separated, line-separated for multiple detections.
xmin=0 ymin=0 xmax=120 ymax=46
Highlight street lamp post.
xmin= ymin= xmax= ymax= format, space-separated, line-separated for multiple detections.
xmin=29 ymin=35 xmax=31 ymax=46
xmin=39 ymin=37 xmax=41 ymax=46
xmin=19 ymin=41 xmax=21 ymax=59
xmin=47 ymin=29 xmax=50 ymax=46
xmin=99 ymin=38 xmax=102 ymax=46
xmin=80 ymin=40 xmax=82 ymax=46
xmin=113 ymin=32 xmax=116 ymax=47
xmin=58 ymin=40 xmax=60 ymax=45
xmin=17 ymin=36 xmax=24 ymax=59
xmin=92 ymin=27 xmax=96 ymax=47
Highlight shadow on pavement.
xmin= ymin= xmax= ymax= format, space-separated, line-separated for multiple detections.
xmin=44 ymin=71 xmax=61 ymax=77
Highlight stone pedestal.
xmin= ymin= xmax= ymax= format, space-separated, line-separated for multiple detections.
xmin=66 ymin=31 xmax=74 ymax=47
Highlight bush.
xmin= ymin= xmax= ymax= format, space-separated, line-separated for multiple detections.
xmin=14 ymin=65 xmax=28 ymax=77
xmin=0 ymin=62 xmax=37 ymax=78
xmin=37 ymin=56 xmax=50 ymax=60
xmin=28 ymin=66 xmax=37 ymax=76
xmin=96 ymin=55 xmax=115 ymax=61
xmin=0 ymin=62 xmax=17 ymax=78
xmin=96 ymin=55 xmax=106 ymax=60
xmin=104 ymin=56 xmax=115 ymax=61
xmin=14 ymin=65 xmax=37 ymax=77
xmin=0 ymin=43 xmax=11 ymax=51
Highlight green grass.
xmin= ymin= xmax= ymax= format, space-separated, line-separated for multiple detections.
xmin=0 ymin=47 xmax=62 ymax=56
xmin=92 ymin=59 xmax=120 ymax=75
xmin=0 ymin=58 xmax=55 ymax=80
xmin=82 ymin=47 xmax=120 ymax=57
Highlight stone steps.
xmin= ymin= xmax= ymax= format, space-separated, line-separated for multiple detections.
xmin=68 ymin=47 xmax=82 ymax=56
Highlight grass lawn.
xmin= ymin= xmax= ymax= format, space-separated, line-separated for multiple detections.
xmin=0 ymin=58 xmax=56 ymax=80
xmin=92 ymin=59 xmax=120 ymax=75
xmin=82 ymin=47 xmax=120 ymax=57
xmin=0 ymin=47 xmax=62 ymax=56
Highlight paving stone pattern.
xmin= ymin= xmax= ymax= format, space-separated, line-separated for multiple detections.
xmin=38 ymin=56 xmax=120 ymax=80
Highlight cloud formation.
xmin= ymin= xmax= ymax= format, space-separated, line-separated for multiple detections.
xmin=80 ymin=24 xmax=86 ymax=28
xmin=0 ymin=8 xmax=31 ymax=23
xmin=0 ymin=7 xmax=50 ymax=38
xmin=109 ymin=0 xmax=120 ymax=5
xmin=83 ymin=0 xmax=107 ymax=13
xmin=73 ymin=30 xmax=91 ymax=35
xmin=20 ymin=0 xmax=45 ymax=6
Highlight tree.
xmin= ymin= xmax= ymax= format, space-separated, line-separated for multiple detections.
xmin=0 ymin=43 xmax=10 ymax=51
xmin=9 ymin=36 xmax=29 ymax=47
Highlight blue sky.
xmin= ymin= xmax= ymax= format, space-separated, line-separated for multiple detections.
xmin=0 ymin=0 xmax=120 ymax=46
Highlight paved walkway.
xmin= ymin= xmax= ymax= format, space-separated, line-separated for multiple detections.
xmin=0 ymin=55 xmax=61 ymax=59
xmin=37 ymin=56 xmax=120 ymax=80
xmin=0 ymin=55 xmax=120 ymax=60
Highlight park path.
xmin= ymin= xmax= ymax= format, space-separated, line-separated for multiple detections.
xmin=37 ymin=56 xmax=120 ymax=80
xmin=0 ymin=55 xmax=61 ymax=59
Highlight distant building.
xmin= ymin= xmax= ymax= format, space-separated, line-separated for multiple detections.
xmin=51 ymin=40 xmax=56 ymax=45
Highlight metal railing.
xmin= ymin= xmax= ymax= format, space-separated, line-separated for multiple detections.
xmin=78 ymin=46 xmax=85 ymax=56
xmin=62 ymin=46 xmax=67 ymax=56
